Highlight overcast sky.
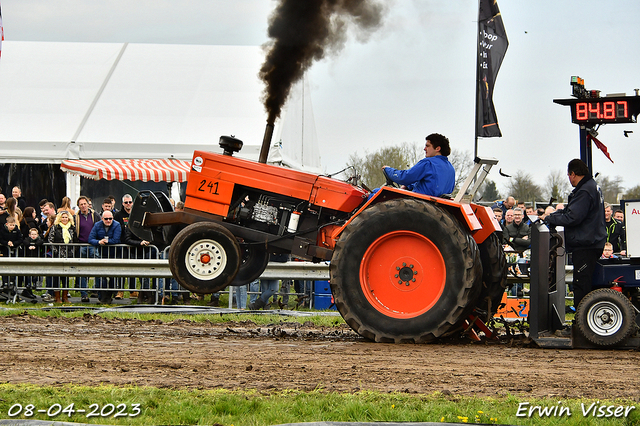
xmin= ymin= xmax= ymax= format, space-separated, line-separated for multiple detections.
xmin=3 ymin=0 xmax=640 ymax=197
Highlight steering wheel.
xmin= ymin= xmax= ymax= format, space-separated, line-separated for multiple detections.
xmin=382 ymin=168 xmax=399 ymax=188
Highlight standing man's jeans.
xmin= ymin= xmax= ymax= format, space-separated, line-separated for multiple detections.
xmin=294 ymin=280 xmax=312 ymax=307
xmin=280 ymin=279 xmax=291 ymax=305
xmin=249 ymin=279 xmax=260 ymax=304
xmin=170 ymin=278 xmax=180 ymax=299
xmin=126 ymin=245 xmax=138 ymax=292
xmin=160 ymin=276 xmax=179 ymax=300
xmin=142 ymin=247 xmax=161 ymax=303
xmin=79 ymin=245 xmax=97 ymax=299
xmin=248 ymin=279 xmax=277 ymax=310
xmin=571 ymin=248 xmax=603 ymax=308
xmin=233 ymin=285 xmax=248 ymax=309
xmin=258 ymin=279 xmax=279 ymax=305
xmin=157 ymin=249 xmax=175 ymax=301
xmin=97 ymin=246 xmax=117 ymax=301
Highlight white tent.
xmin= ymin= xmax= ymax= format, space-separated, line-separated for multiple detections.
xmin=0 ymin=41 xmax=321 ymax=201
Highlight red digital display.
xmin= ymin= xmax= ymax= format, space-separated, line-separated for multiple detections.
xmin=575 ymin=100 xmax=628 ymax=122
xmin=554 ymin=94 xmax=640 ymax=126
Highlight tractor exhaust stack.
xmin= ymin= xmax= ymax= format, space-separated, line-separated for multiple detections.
xmin=259 ymin=121 xmax=275 ymax=164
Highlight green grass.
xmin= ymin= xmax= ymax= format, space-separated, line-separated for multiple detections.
xmin=0 ymin=385 xmax=638 ymax=425
xmin=0 ymin=306 xmax=346 ymax=327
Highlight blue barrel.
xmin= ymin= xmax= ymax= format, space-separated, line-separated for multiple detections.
xmin=314 ymin=281 xmax=336 ymax=310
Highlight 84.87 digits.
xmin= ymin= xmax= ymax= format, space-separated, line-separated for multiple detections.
xmin=575 ymin=100 xmax=628 ymax=121
xmin=8 ymin=402 xmax=141 ymax=418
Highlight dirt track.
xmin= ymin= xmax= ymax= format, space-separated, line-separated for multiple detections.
xmin=1 ymin=313 xmax=639 ymax=400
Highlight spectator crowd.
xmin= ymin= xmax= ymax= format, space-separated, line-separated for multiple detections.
xmin=0 ymin=187 xmax=314 ymax=309
xmin=491 ymin=195 xmax=627 ymax=297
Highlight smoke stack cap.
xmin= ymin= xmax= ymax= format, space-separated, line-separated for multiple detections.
xmin=219 ymin=135 xmax=243 ymax=156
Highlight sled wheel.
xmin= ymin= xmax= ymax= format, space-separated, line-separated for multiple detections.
xmin=169 ymin=222 xmax=241 ymax=294
xmin=575 ymin=288 xmax=636 ymax=346
xmin=476 ymin=232 xmax=508 ymax=318
xmin=229 ymin=244 xmax=269 ymax=286
xmin=330 ymin=198 xmax=482 ymax=343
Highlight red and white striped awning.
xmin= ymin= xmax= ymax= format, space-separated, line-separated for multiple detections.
xmin=60 ymin=159 xmax=191 ymax=182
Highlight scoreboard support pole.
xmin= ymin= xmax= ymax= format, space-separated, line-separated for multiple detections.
xmin=579 ymin=126 xmax=593 ymax=175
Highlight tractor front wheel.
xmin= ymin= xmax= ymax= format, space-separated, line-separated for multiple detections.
xmin=169 ymin=222 xmax=241 ymax=294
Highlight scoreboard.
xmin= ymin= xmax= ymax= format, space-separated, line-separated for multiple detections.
xmin=554 ymin=77 xmax=640 ymax=126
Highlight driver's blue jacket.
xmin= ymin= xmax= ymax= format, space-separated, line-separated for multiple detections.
xmin=384 ymin=155 xmax=455 ymax=197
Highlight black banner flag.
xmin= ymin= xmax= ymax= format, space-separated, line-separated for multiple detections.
xmin=476 ymin=0 xmax=508 ymax=138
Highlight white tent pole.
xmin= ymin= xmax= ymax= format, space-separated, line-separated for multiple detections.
xmin=70 ymin=42 xmax=129 ymax=146
xmin=301 ymin=73 xmax=305 ymax=167
xmin=170 ymin=182 xmax=181 ymax=203
xmin=66 ymin=43 xmax=128 ymax=207
xmin=65 ymin=173 xmax=81 ymax=209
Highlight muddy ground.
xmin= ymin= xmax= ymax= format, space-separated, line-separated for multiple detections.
xmin=1 ymin=313 xmax=639 ymax=400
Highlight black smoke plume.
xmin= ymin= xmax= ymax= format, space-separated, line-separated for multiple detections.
xmin=259 ymin=0 xmax=385 ymax=125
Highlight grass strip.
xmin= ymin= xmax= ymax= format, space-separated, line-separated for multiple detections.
xmin=0 ymin=307 xmax=346 ymax=327
xmin=0 ymin=385 xmax=637 ymax=425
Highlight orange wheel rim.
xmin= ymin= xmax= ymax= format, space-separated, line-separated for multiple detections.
xmin=360 ymin=230 xmax=445 ymax=319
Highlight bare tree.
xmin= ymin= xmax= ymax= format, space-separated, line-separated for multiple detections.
xmin=545 ymin=170 xmax=571 ymax=203
xmin=448 ymin=149 xmax=473 ymax=192
xmin=624 ymin=184 xmax=640 ymax=200
xmin=347 ymin=143 xmax=473 ymax=192
xmin=347 ymin=142 xmax=421 ymax=189
xmin=505 ymin=170 xmax=543 ymax=203
xmin=595 ymin=175 xmax=624 ymax=204
xmin=475 ymin=178 xmax=500 ymax=203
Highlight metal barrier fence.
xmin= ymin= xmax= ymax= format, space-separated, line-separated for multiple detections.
xmin=0 ymin=242 xmax=574 ymax=306
xmin=0 ymin=243 xmax=330 ymax=306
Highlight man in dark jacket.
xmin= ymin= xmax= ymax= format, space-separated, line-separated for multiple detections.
xmin=114 ymin=194 xmax=137 ymax=299
xmin=89 ymin=211 xmax=122 ymax=303
xmin=75 ymin=196 xmax=101 ymax=302
xmin=503 ymin=208 xmax=531 ymax=252
xmin=11 ymin=186 xmax=27 ymax=212
xmin=546 ymin=159 xmax=606 ymax=308
xmin=123 ymin=225 xmax=158 ymax=304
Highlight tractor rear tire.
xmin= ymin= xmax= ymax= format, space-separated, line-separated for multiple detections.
xmin=476 ymin=233 xmax=508 ymax=318
xmin=330 ymin=198 xmax=483 ymax=343
xmin=169 ymin=222 xmax=241 ymax=294
xmin=575 ymin=288 xmax=636 ymax=346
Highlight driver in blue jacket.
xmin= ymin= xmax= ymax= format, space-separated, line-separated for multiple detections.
xmin=382 ymin=133 xmax=456 ymax=197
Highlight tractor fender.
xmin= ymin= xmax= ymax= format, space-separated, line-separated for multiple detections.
xmin=330 ymin=187 xmax=499 ymax=249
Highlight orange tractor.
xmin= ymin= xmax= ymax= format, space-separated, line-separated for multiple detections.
xmin=130 ymin=135 xmax=507 ymax=343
